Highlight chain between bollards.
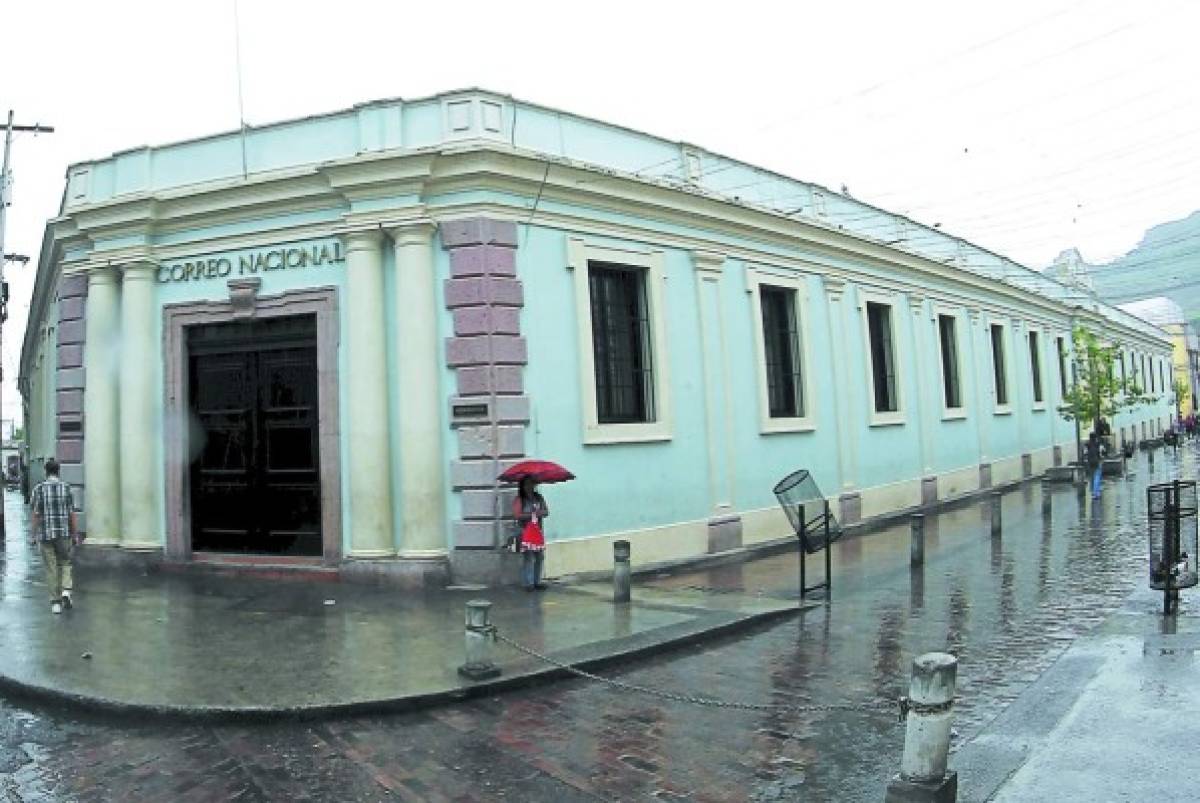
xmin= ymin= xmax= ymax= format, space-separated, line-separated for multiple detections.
xmin=885 ymin=652 xmax=959 ymax=802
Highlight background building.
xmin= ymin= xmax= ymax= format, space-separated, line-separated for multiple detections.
xmin=1117 ymin=296 xmax=1200 ymax=418
xmin=19 ymin=90 xmax=1175 ymax=585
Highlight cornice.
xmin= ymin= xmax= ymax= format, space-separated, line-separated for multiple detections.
xmin=38 ymin=143 xmax=1172 ymax=354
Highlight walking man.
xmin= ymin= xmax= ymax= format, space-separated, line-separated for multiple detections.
xmin=29 ymin=459 xmax=80 ymax=614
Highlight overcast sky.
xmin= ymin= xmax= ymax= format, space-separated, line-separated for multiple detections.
xmin=3 ymin=0 xmax=1199 ymax=426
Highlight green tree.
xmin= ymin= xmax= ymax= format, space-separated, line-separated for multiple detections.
xmin=1173 ymin=377 xmax=1190 ymax=418
xmin=1058 ymin=326 xmax=1155 ymax=435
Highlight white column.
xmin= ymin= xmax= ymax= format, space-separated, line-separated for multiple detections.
xmin=119 ymin=262 xmax=160 ymax=548
xmin=343 ymin=229 xmax=395 ymax=556
xmin=693 ymin=251 xmax=733 ymax=511
xmin=389 ymin=223 xmax=447 ymax=556
xmin=83 ymin=267 xmax=121 ymax=545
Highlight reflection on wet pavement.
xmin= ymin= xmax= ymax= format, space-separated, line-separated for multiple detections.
xmin=1 ymin=448 xmax=1195 ymax=801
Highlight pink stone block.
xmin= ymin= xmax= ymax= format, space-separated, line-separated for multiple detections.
xmin=446 ymin=336 xmax=526 ymax=367
xmin=444 ymin=277 xmax=523 ymax=309
xmin=58 ymin=274 xmax=89 ymax=299
xmin=58 ymin=344 xmax=84 ymax=369
xmin=440 ymin=218 xmax=519 ymax=249
xmin=58 ymin=319 xmax=85 ymax=346
xmin=451 ymin=457 xmax=523 ymax=489
xmin=456 ymin=366 xmax=524 ymax=395
xmin=56 ymin=438 xmax=84 ymax=463
xmin=450 ymin=245 xmax=517 ymax=278
xmin=456 ymin=425 xmax=525 ymax=459
xmin=453 ymin=307 xmax=521 ymax=336
xmin=58 ymin=297 xmax=85 ymax=322
xmin=57 ymin=390 xmax=84 ymax=415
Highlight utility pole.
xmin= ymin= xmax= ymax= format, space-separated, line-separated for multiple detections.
xmin=0 ymin=110 xmax=54 ymax=542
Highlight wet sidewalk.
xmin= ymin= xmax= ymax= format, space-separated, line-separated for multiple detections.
xmin=0 ymin=492 xmax=804 ymax=718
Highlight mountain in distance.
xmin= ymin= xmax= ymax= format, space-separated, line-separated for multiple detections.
xmin=1074 ymin=210 xmax=1200 ymax=326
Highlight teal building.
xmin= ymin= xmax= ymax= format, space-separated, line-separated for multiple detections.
xmin=19 ymin=89 xmax=1174 ymax=585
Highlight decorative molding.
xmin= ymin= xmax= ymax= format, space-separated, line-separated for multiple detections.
xmin=692 ymin=250 xmax=726 ymax=281
xmin=227 ymin=278 xmax=262 ymax=319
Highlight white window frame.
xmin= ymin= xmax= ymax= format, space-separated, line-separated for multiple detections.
xmin=988 ymin=317 xmax=1012 ymax=415
xmin=567 ymin=237 xmax=672 ymax=445
xmin=747 ymin=267 xmax=816 ymax=434
xmin=1029 ymin=328 xmax=1047 ymax=411
xmin=858 ymin=288 xmax=906 ymax=427
xmin=933 ymin=304 xmax=966 ymax=420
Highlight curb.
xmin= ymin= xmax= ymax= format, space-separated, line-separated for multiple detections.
xmin=0 ymin=601 xmax=808 ymax=724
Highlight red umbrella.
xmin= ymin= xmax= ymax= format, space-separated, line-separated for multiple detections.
xmin=498 ymin=459 xmax=575 ymax=484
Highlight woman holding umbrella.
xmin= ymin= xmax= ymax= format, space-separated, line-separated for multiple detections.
xmin=513 ymin=477 xmax=549 ymax=591
xmin=500 ymin=460 xmax=574 ymax=592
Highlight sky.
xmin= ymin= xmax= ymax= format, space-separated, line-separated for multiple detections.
xmin=3 ymin=0 xmax=1199 ymax=428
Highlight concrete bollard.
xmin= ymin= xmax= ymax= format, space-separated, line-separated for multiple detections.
xmin=910 ymin=514 xmax=925 ymax=567
xmin=613 ymin=540 xmax=632 ymax=603
xmin=1041 ymin=480 xmax=1052 ymax=517
xmin=990 ymin=492 xmax=1002 ymax=538
xmin=457 ymin=600 xmax=501 ymax=681
xmin=885 ymin=652 xmax=959 ymax=803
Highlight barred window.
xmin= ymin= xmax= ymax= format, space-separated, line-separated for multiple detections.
xmin=1029 ymin=331 xmax=1043 ymax=403
xmin=937 ymin=314 xmax=962 ymax=409
xmin=760 ymin=286 xmax=804 ymax=418
xmin=589 ymin=262 xmax=655 ymax=424
xmin=867 ymin=302 xmax=898 ymax=413
xmin=1057 ymin=336 xmax=1068 ymax=396
xmin=990 ymin=324 xmax=1008 ymax=406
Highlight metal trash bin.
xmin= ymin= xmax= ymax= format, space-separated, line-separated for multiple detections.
xmin=773 ymin=469 xmax=842 ymax=553
xmin=1147 ymin=480 xmax=1198 ymax=614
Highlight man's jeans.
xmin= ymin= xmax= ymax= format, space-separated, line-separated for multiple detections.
xmin=521 ymin=550 xmax=544 ymax=589
xmin=1091 ymin=466 xmax=1103 ymax=498
xmin=40 ymin=538 xmax=74 ymax=601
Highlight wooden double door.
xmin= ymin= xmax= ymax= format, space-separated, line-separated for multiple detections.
xmin=188 ymin=315 xmax=322 ymax=556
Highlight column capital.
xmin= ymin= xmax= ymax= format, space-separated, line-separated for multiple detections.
xmin=824 ymin=276 xmax=847 ymax=301
xmin=85 ymin=266 xmax=120 ymax=287
xmin=691 ymin=250 xmax=725 ymax=281
xmin=387 ymin=221 xmax=437 ymax=247
xmin=907 ymin=293 xmax=926 ymax=315
xmin=121 ymin=260 xmax=158 ymax=282
xmin=339 ymin=228 xmax=385 ymax=253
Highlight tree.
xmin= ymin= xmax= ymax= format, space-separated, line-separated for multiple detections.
xmin=1058 ymin=326 xmax=1155 ymax=437
xmin=1173 ymin=377 xmax=1190 ymax=422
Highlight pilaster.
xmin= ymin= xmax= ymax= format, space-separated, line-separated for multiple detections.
xmin=118 ymin=261 xmax=161 ymax=548
xmin=388 ymin=222 xmax=448 ymax=558
xmin=82 ymin=268 xmax=119 ymax=544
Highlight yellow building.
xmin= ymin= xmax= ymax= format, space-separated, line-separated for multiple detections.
xmin=1119 ymin=297 xmax=1200 ymax=418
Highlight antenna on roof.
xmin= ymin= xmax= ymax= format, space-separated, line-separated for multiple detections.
xmin=233 ymin=0 xmax=248 ymax=179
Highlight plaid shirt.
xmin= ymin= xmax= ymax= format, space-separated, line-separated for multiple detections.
xmin=31 ymin=476 xmax=75 ymax=542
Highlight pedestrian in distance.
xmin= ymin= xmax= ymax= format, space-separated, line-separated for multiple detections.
xmin=29 ymin=459 xmax=82 ymax=614
xmin=1086 ymin=431 xmax=1103 ymax=500
xmin=513 ymin=476 xmax=548 ymax=591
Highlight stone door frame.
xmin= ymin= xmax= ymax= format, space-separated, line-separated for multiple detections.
xmin=163 ymin=286 xmax=342 ymax=565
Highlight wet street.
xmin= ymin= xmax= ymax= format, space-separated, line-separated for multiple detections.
xmin=1 ymin=447 xmax=1191 ymax=802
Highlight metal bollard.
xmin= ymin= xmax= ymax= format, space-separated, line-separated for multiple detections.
xmin=910 ymin=514 xmax=925 ymax=567
xmin=613 ymin=540 xmax=631 ymax=603
xmin=990 ymin=492 xmax=1002 ymax=538
xmin=885 ymin=652 xmax=959 ymax=803
xmin=1041 ymin=480 xmax=1052 ymax=517
xmin=457 ymin=600 xmax=501 ymax=681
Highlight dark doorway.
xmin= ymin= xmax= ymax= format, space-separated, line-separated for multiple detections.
xmin=188 ymin=315 xmax=322 ymax=556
